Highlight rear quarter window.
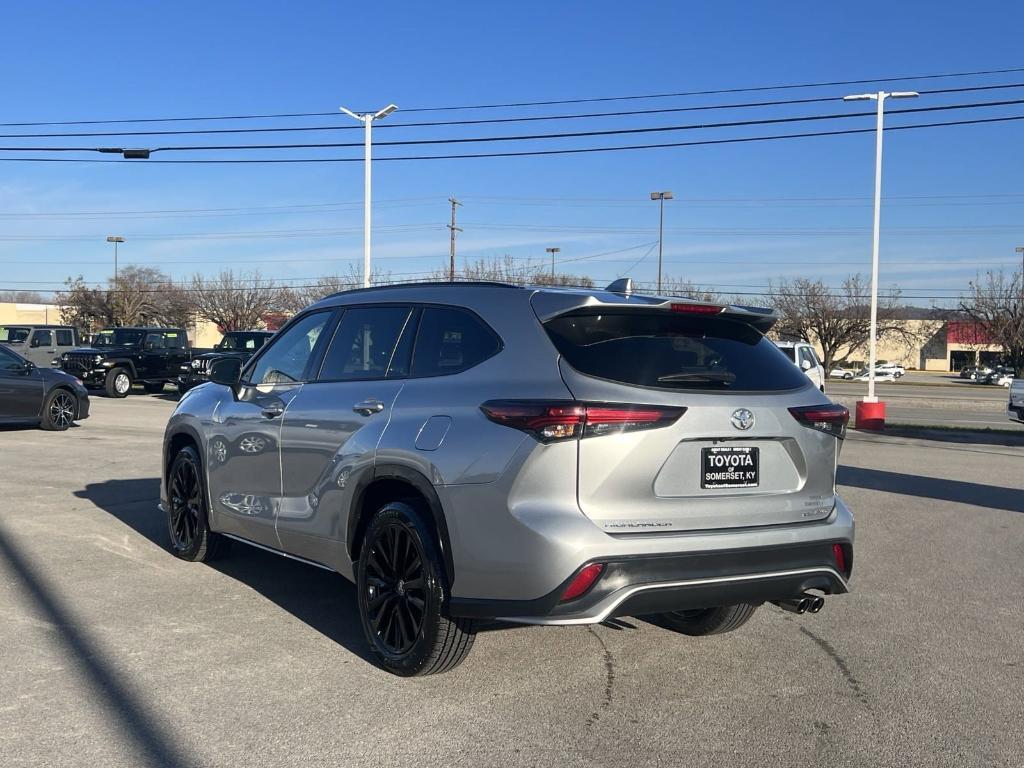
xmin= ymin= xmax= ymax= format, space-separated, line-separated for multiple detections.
xmin=411 ymin=307 xmax=502 ymax=377
xmin=544 ymin=311 xmax=810 ymax=392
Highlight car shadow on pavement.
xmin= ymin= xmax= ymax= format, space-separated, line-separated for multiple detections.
xmin=73 ymin=478 xmax=377 ymax=664
xmin=837 ymin=465 xmax=1024 ymax=513
xmin=0 ymin=518 xmax=194 ymax=768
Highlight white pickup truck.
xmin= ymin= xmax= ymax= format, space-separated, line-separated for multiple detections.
xmin=1009 ymin=378 xmax=1024 ymax=423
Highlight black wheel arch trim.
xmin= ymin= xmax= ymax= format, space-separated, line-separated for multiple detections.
xmin=163 ymin=424 xmax=209 ymax=508
xmin=348 ymin=462 xmax=456 ymax=587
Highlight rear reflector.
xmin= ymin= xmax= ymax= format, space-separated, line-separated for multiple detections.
xmin=833 ymin=543 xmax=848 ymax=575
xmin=481 ymin=401 xmax=685 ymax=442
xmin=560 ymin=563 xmax=604 ymax=602
xmin=670 ymin=302 xmax=724 ymax=315
xmin=789 ymin=404 xmax=849 ymax=439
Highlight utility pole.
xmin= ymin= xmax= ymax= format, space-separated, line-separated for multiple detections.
xmin=546 ymin=247 xmax=560 ymax=280
xmin=649 ymin=192 xmax=673 ymax=293
xmin=447 ymin=198 xmax=463 ymax=282
xmin=1016 ymin=246 xmax=1023 ymax=277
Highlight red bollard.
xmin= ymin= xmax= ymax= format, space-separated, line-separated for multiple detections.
xmin=855 ymin=400 xmax=886 ymax=430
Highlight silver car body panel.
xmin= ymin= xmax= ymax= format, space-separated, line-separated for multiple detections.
xmin=163 ymin=282 xmax=854 ymax=622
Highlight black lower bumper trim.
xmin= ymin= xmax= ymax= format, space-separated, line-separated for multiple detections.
xmin=448 ymin=541 xmax=851 ymax=620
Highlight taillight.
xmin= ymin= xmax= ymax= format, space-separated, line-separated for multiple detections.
xmin=789 ymin=404 xmax=849 ymax=439
xmin=560 ymin=563 xmax=604 ymax=602
xmin=670 ymin=302 xmax=724 ymax=315
xmin=481 ymin=401 xmax=685 ymax=442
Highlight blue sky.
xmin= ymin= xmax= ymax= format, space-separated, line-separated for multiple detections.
xmin=1 ymin=1 xmax=1022 ymax=305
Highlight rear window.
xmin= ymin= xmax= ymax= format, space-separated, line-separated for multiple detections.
xmin=544 ymin=311 xmax=810 ymax=392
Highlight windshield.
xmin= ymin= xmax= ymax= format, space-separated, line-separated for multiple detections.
xmin=94 ymin=329 xmax=145 ymax=347
xmin=0 ymin=326 xmax=31 ymax=343
xmin=216 ymin=332 xmax=270 ymax=351
xmin=544 ymin=311 xmax=810 ymax=392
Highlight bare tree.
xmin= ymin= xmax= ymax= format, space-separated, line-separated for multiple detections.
xmin=430 ymin=255 xmax=593 ymax=287
xmin=0 ymin=290 xmax=46 ymax=303
xmin=190 ymin=270 xmax=279 ymax=331
xmin=959 ymin=270 xmax=1024 ymax=369
xmin=57 ymin=267 xmax=194 ymax=332
xmin=277 ymin=265 xmax=388 ymax=315
xmin=767 ymin=275 xmax=919 ymax=371
xmin=660 ymin=278 xmax=717 ymax=301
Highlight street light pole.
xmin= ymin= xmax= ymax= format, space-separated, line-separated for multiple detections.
xmin=106 ymin=236 xmax=124 ymax=282
xmin=545 ymin=247 xmax=560 ymax=279
xmin=842 ymin=91 xmax=918 ymax=412
xmin=339 ymin=103 xmax=399 ymax=288
xmin=650 ymin=191 xmax=673 ymax=293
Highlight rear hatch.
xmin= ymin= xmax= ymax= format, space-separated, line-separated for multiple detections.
xmin=541 ymin=304 xmax=844 ymax=533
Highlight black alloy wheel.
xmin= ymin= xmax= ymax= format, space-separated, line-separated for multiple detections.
xmin=42 ymin=390 xmax=76 ymax=431
xmin=356 ymin=502 xmax=476 ymax=676
xmin=166 ymin=446 xmax=228 ymax=562
xmin=363 ymin=522 xmax=428 ymax=656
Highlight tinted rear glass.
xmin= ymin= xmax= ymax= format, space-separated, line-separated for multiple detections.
xmin=411 ymin=307 xmax=501 ymax=377
xmin=544 ymin=311 xmax=810 ymax=392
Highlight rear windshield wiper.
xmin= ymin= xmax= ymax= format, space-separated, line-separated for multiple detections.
xmin=657 ymin=371 xmax=736 ymax=384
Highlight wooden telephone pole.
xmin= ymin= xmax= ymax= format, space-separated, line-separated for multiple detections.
xmin=447 ymin=198 xmax=463 ymax=282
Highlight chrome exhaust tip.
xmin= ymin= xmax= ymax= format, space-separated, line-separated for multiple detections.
xmin=807 ymin=595 xmax=825 ymax=614
xmin=772 ymin=598 xmax=809 ymax=615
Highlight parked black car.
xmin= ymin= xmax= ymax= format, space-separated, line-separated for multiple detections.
xmin=0 ymin=344 xmax=89 ymax=430
xmin=177 ymin=330 xmax=274 ymax=394
xmin=959 ymin=365 xmax=979 ymax=379
xmin=971 ymin=365 xmax=1017 ymax=385
xmin=59 ymin=327 xmax=191 ymax=397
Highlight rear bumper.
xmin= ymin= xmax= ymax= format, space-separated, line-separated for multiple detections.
xmin=449 ymin=540 xmax=850 ymax=624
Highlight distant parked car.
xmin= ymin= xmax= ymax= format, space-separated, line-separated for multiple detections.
xmin=829 ymin=367 xmax=854 ymax=380
xmin=874 ymin=362 xmax=905 ymax=379
xmin=959 ymin=365 xmax=979 ymax=379
xmin=972 ymin=365 xmax=1016 ymax=385
xmin=59 ymin=327 xmax=191 ymax=397
xmin=1009 ymin=378 xmax=1024 ymax=423
xmin=177 ymin=330 xmax=274 ymax=394
xmin=996 ymin=373 xmax=1014 ymax=388
xmin=853 ymin=368 xmax=896 ymax=383
xmin=0 ymin=343 xmax=89 ymax=430
xmin=0 ymin=324 xmax=80 ymax=368
xmin=775 ymin=340 xmax=825 ymax=391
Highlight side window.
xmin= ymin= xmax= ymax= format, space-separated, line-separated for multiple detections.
xmin=0 ymin=346 xmax=24 ymax=371
xmin=55 ymin=329 xmax=74 ymax=346
xmin=145 ymin=333 xmax=165 ymax=350
xmin=318 ymin=306 xmax=411 ymax=381
xmin=163 ymin=331 xmax=185 ymax=349
xmin=34 ymin=330 xmax=53 ymax=347
xmin=799 ymin=347 xmax=816 ymax=368
xmin=411 ymin=307 xmax=501 ymax=377
xmin=247 ymin=311 xmax=331 ymax=386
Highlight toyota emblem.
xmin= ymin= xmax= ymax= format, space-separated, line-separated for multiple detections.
xmin=731 ymin=409 xmax=755 ymax=431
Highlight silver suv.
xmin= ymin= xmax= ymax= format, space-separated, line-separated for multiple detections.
xmin=162 ymin=281 xmax=854 ymax=676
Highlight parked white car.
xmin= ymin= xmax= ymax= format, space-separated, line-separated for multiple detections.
xmin=874 ymin=362 xmax=906 ymax=378
xmin=775 ymin=340 xmax=826 ymax=391
xmin=1009 ymin=378 xmax=1024 ymax=422
xmin=853 ymin=368 xmax=896 ymax=383
xmin=996 ymin=374 xmax=1014 ymax=388
xmin=829 ymin=367 xmax=855 ymax=380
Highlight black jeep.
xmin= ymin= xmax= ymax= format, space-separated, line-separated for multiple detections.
xmin=176 ymin=330 xmax=274 ymax=394
xmin=60 ymin=327 xmax=191 ymax=397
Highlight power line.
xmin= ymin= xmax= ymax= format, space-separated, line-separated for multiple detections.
xmin=1 ymin=112 xmax=1020 ymax=163
xmin=2 ymin=65 xmax=1021 ymax=127
xmin=3 ymin=81 xmax=1022 ymax=139
xmin=4 ymin=96 xmax=1022 ymax=154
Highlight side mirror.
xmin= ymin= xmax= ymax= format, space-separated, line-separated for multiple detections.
xmin=22 ymin=360 xmax=36 ymax=372
xmin=800 ymin=359 xmax=813 ymax=371
xmin=210 ymin=357 xmax=242 ymax=387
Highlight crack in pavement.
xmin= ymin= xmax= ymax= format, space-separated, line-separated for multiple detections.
xmin=584 ymin=626 xmax=616 ymax=728
xmin=799 ymin=625 xmax=869 ymax=706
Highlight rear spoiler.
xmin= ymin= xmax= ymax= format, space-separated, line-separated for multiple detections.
xmin=530 ymin=281 xmax=779 ymax=333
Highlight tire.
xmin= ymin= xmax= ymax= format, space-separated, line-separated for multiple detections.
xmin=105 ymin=367 xmax=132 ymax=398
xmin=143 ymin=381 xmax=165 ymax=394
xmin=356 ymin=501 xmax=476 ymax=676
xmin=40 ymin=388 xmax=77 ymax=431
xmin=844 ymin=373 xmax=853 ymax=380
xmin=657 ymin=603 xmax=758 ymax=636
xmin=166 ymin=445 xmax=230 ymax=562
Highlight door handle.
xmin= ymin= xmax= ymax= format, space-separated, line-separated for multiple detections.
xmin=261 ymin=403 xmax=285 ymax=419
xmin=352 ymin=399 xmax=385 ymax=416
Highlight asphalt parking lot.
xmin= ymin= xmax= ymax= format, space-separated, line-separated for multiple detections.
xmin=1 ymin=396 xmax=1022 ymax=768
